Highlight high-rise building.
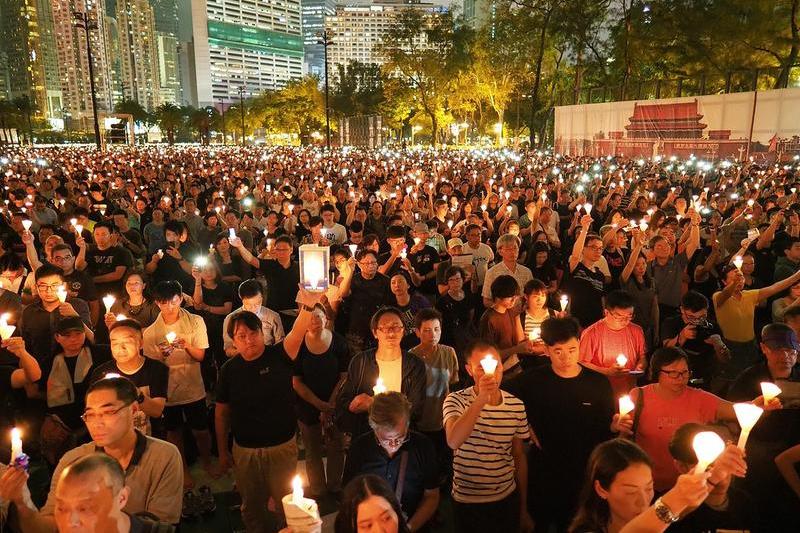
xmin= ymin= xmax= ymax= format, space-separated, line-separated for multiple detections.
xmin=0 ymin=0 xmax=62 ymax=119
xmin=116 ymin=0 xmax=161 ymax=110
xmin=49 ymin=0 xmax=114 ymax=130
xmin=324 ymin=0 xmax=443 ymax=69
xmin=462 ymin=0 xmax=494 ymax=31
xmin=301 ymin=0 xmax=335 ymax=79
xmin=190 ymin=0 xmax=304 ymax=107
xmin=151 ymin=0 xmax=182 ymax=105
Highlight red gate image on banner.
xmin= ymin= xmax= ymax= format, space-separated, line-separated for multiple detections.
xmin=554 ymin=88 xmax=800 ymax=162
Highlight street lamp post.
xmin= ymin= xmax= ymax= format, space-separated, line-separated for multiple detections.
xmin=317 ymin=29 xmax=333 ymax=150
xmin=73 ymin=10 xmax=102 ymax=150
xmin=237 ymin=86 xmax=246 ymax=146
xmin=219 ymin=97 xmax=226 ymax=145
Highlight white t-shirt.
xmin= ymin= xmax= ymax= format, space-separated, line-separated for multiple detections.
xmin=142 ymin=309 xmax=209 ymax=406
xmin=377 ymin=357 xmax=402 ymax=393
xmin=322 ymin=222 xmax=348 ymax=245
xmin=465 ymin=242 xmax=494 ymax=285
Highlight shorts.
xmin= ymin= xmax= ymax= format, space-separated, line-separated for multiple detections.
xmin=163 ymin=399 xmax=208 ymax=432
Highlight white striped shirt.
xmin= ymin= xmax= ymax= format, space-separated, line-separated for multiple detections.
xmin=443 ymin=387 xmax=530 ymax=503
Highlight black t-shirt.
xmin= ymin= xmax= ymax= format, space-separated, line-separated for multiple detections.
xmin=661 ymin=315 xmax=721 ymax=388
xmin=408 ymin=245 xmax=439 ymax=294
xmin=64 ymin=269 xmax=98 ymax=304
xmin=435 ymin=291 xmax=477 ymax=353
xmin=377 ymin=251 xmax=403 ymax=279
xmin=91 ymin=356 xmax=169 ymax=401
xmin=345 ymin=272 xmax=391 ymax=338
xmin=293 ymin=332 xmax=350 ymax=424
xmin=85 ymin=245 xmax=134 ymax=297
xmin=563 ymin=262 xmax=605 ymax=328
xmin=503 ymin=365 xmax=614 ymax=502
xmin=343 ymin=431 xmax=439 ymax=518
xmin=257 ymin=259 xmax=300 ymax=312
xmin=217 ymin=343 xmax=296 ymax=447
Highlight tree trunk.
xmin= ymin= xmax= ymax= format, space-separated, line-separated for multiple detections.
xmin=777 ymin=0 xmax=799 ymax=88
xmin=529 ymin=7 xmax=553 ymax=147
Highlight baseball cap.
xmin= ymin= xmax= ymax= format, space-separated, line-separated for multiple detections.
xmin=55 ymin=316 xmax=86 ymax=335
xmin=761 ymin=323 xmax=799 ymax=350
xmin=413 ymin=222 xmax=430 ymax=234
xmin=447 ymin=238 xmax=464 ymax=249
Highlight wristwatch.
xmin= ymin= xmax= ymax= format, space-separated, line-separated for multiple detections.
xmin=653 ymin=497 xmax=679 ymax=524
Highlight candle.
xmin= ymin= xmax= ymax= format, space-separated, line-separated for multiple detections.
xmin=165 ymin=332 xmax=177 ymax=344
xmin=692 ymin=431 xmax=725 ymax=474
xmin=0 ymin=313 xmax=15 ymax=340
xmin=639 ymin=220 xmax=648 ymax=231
xmin=529 ymin=327 xmax=540 ymax=341
xmin=399 ymin=248 xmax=407 ymax=259
xmin=584 ymin=203 xmax=593 ymax=215
xmin=292 ymin=474 xmax=304 ymax=505
xmin=619 ymin=395 xmax=635 ymax=417
xmin=480 ymin=354 xmax=498 ymax=375
xmin=10 ymin=427 xmax=22 ymax=462
xmin=299 ymin=244 xmax=329 ymax=292
xmin=74 ymin=224 xmax=83 ymax=236
xmin=616 ymin=354 xmax=628 ymax=367
xmin=56 ymin=285 xmax=68 ymax=303
xmin=229 ymin=227 xmax=236 ymax=239
xmin=733 ymin=255 xmax=744 ymax=270
xmin=22 ymin=219 xmax=32 ymax=231
xmin=70 ymin=217 xmax=77 ymax=227
xmin=559 ymin=294 xmax=569 ymax=311
xmin=115 ymin=314 xmax=127 ymax=321
xmin=413 ymin=237 xmax=421 ymax=246
xmin=157 ymin=249 xmax=164 ymax=258
xmin=348 ymin=244 xmax=357 ymax=256
xmin=373 ymin=377 xmax=387 ymax=395
xmin=103 ymin=294 xmax=115 ymax=313
xmin=194 ymin=256 xmax=208 ymax=268
xmin=761 ymin=382 xmax=782 ymax=402
xmin=734 ymin=403 xmax=763 ymax=450
xmin=281 ymin=475 xmax=322 ymax=533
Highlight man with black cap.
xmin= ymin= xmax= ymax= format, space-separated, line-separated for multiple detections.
xmin=45 ymin=316 xmax=111 ymax=431
xmin=728 ymin=322 xmax=800 ymax=532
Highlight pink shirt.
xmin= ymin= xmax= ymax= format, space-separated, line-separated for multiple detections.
xmin=579 ymin=320 xmax=646 ymax=396
xmin=632 ymin=385 xmax=720 ymax=491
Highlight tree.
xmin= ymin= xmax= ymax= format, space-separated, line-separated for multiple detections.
xmin=274 ymin=76 xmax=327 ymax=141
xmin=379 ymin=9 xmax=472 ymax=146
xmin=186 ymin=106 xmax=218 ymax=145
xmin=155 ymin=103 xmax=183 ymax=145
xmin=114 ymin=99 xmax=149 ymax=125
xmin=330 ymin=61 xmax=385 ymax=117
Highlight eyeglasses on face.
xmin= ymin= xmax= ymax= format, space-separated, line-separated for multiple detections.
xmin=81 ymin=402 xmax=132 ymax=423
xmin=660 ymin=369 xmax=691 ymax=379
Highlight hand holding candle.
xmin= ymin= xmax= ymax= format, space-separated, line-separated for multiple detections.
xmin=165 ymin=331 xmax=177 ymax=345
xmin=0 ymin=313 xmax=15 ymax=340
xmin=733 ymin=255 xmax=744 ymax=270
xmin=10 ymin=427 xmax=22 ymax=462
xmin=102 ymin=294 xmax=115 ymax=313
xmin=734 ymin=402 xmax=763 ymax=450
xmin=56 ymin=285 xmax=68 ymax=303
xmin=21 ymin=219 xmax=32 ymax=232
xmin=560 ymin=294 xmax=569 ymax=312
xmin=761 ymin=382 xmax=782 ymax=403
xmin=616 ymin=354 xmax=628 ymax=368
xmin=373 ymin=377 xmax=387 ymax=395
xmin=480 ymin=354 xmax=498 ymax=375
xmin=619 ymin=395 xmax=635 ymax=417
xmin=692 ymin=431 xmax=725 ymax=474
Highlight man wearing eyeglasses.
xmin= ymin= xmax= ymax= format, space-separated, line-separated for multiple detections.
xmin=19 ymin=264 xmax=94 ymax=377
xmin=579 ymin=290 xmax=646 ymax=396
xmin=728 ymin=323 xmax=800 ymax=533
xmin=343 ymin=392 xmax=440 ymax=533
xmin=0 ymin=375 xmax=183 ymax=530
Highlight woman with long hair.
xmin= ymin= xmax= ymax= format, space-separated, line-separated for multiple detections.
xmin=211 ymin=232 xmax=249 ymax=286
xmin=570 ymin=439 xmax=709 ymax=533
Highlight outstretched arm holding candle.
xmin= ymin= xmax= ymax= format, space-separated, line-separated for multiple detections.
xmin=445 ymin=372 xmax=498 ymax=450
xmin=4 ymin=337 xmax=41 ymax=386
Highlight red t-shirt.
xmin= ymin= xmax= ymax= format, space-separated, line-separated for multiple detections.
xmin=579 ymin=320 xmax=646 ymax=396
xmin=632 ymin=385 xmax=720 ymax=491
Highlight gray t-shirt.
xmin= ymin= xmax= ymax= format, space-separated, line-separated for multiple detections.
xmin=648 ymin=252 xmax=688 ymax=308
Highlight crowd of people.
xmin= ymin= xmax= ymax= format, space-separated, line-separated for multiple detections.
xmin=0 ymin=144 xmax=796 ymax=532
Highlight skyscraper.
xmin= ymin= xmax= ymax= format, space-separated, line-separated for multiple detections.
xmin=116 ymin=0 xmax=161 ymax=110
xmin=151 ymin=0 xmax=182 ymax=105
xmin=0 ymin=0 xmax=62 ymax=119
xmin=190 ymin=0 xmax=304 ymax=107
xmin=301 ymin=0 xmax=335 ymax=78
xmin=325 ymin=0 xmax=443 ymax=70
xmin=49 ymin=0 xmax=114 ymax=129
